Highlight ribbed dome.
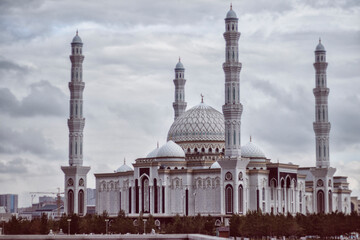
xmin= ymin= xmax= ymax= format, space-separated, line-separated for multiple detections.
xmin=241 ymin=141 xmax=266 ymax=158
xmin=72 ymin=31 xmax=83 ymax=44
xmin=210 ymin=161 xmax=221 ymax=169
xmin=175 ymin=60 xmax=184 ymax=70
xmin=315 ymin=40 xmax=325 ymax=52
xmin=167 ymin=103 xmax=225 ymax=143
xmin=157 ymin=140 xmax=185 ymax=158
xmin=146 ymin=146 xmax=160 ymax=158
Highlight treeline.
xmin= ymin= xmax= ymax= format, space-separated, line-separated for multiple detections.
xmin=230 ymin=211 xmax=360 ymax=239
xmin=4 ymin=210 xmax=360 ymax=237
xmin=3 ymin=211 xmax=215 ymax=235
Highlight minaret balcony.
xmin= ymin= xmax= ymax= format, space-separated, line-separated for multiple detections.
xmin=313 ymin=62 xmax=328 ymax=70
xmin=70 ymin=55 xmax=84 ymax=62
xmin=313 ymin=88 xmax=329 ymax=97
xmin=223 ymin=32 xmax=240 ymax=40
xmin=68 ymin=118 xmax=85 ymax=130
xmin=313 ymin=122 xmax=331 ymax=134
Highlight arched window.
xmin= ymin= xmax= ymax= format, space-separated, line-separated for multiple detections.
xmin=324 ymin=145 xmax=326 ymax=157
xmin=227 ymin=129 xmax=230 ymax=145
xmin=319 ymin=145 xmax=321 ymax=157
xmin=317 ymin=190 xmax=325 ymax=213
xmin=239 ymin=185 xmax=243 ymax=214
xmin=233 ymin=87 xmax=235 ymax=101
xmin=76 ymin=104 xmax=78 ymax=115
xmin=75 ymin=142 xmax=77 ymax=154
xmin=233 ymin=130 xmax=236 ymax=145
xmin=323 ymin=108 xmax=325 ymax=120
xmin=135 ymin=179 xmax=139 ymax=213
xmin=227 ymin=87 xmax=230 ymax=102
xmin=69 ymin=140 xmax=72 ymax=155
xmin=154 ymin=178 xmax=158 ymax=213
xmin=68 ymin=190 xmax=74 ymax=214
xmin=225 ymin=185 xmax=233 ymax=214
xmin=142 ymin=177 xmax=150 ymax=213
xmin=78 ymin=190 xmax=84 ymax=215
xmin=80 ymin=142 xmax=82 ymax=155
xmin=318 ymin=109 xmax=321 ymax=120
xmin=328 ymin=190 xmax=332 ymax=212
xmin=262 ymin=187 xmax=265 ymax=201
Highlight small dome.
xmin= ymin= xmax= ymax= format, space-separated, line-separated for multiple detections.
xmin=147 ymin=146 xmax=160 ymax=158
xmin=116 ymin=160 xmax=133 ymax=172
xmin=226 ymin=5 xmax=237 ymax=19
xmin=241 ymin=141 xmax=266 ymax=158
xmin=175 ymin=59 xmax=184 ymax=70
xmin=315 ymin=39 xmax=325 ymax=52
xmin=210 ymin=161 xmax=221 ymax=169
xmin=72 ymin=31 xmax=83 ymax=44
xmin=157 ymin=140 xmax=185 ymax=158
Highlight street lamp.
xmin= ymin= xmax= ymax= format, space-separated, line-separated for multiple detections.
xmin=67 ymin=219 xmax=71 ymax=235
xmin=143 ymin=219 xmax=147 ymax=235
xmin=105 ymin=219 xmax=109 ymax=235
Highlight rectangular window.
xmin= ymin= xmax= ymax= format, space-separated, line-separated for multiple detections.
xmin=162 ymin=186 xmax=165 ymax=213
xmin=128 ymin=187 xmax=131 ymax=214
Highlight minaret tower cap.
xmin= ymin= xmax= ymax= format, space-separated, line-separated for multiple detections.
xmin=315 ymin=37 xmax=326 ymax=52
xmin=226 ymin=3 xmax=238 ymax=19
xmin=72 ymin=30 xmax=83 ymax=44
xmin=175 ymin=57 xmax=184 ymax=69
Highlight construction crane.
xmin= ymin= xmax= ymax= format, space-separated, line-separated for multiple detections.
xmin=30 ymin=188 xmax=64 ymax=218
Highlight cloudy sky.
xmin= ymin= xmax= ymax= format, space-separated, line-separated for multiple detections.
xmin=0 ymin=0 xmax=359 ymax=207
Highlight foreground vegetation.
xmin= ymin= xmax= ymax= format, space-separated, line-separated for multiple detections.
xmin=2 ymin=210 xmax=360 ymax=238
xmin=2 ymin=211 xmax=215 ymax=235
xmin=230 ymin=211 xmax=360 ymax=239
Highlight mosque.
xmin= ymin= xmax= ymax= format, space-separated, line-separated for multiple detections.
xmin=61 ymin=6 xmax=352 ymax=224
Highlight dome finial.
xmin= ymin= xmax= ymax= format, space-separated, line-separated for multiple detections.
xmin=250 ymin=135 xmax=252 ymax=142
xmin=124 ymin=157 xmax=126 ymax=165
xmin=76 ymin=29 xmax=78 ymax=35
xmin=319 ymin=37 xmax=321 ymax=43
xmin=201 ymin=93 xmax=204 ymax=103
xmin=230 ymin=3 xmax=232 ymax=10
xmin=179 ymin=56 xmax=181 ymax=62
xmin=157 ymin=141 xmax=159 ymax=148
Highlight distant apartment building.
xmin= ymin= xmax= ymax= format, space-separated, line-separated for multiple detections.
xmin=0 ymin=194 xmax=18 ymax=213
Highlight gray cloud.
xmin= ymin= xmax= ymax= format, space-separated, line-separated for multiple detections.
xmin=0 ymin=157 xmax=30 ymax=174
xmin=0 ymin=0 xmax=359 ymax=205
xmin=0 ymin=80 xmax=67 ymax=117
xmin=0 ymin=125 xmax=61 ymax=158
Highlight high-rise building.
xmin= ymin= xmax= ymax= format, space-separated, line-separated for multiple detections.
xmin=0 ymin=194 xmax=18 ymax=213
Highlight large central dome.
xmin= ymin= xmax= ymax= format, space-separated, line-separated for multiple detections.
xmin=167 ymin=103 xmax=225 ymax=143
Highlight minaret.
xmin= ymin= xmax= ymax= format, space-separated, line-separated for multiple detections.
xmin=61 ymin=31 xmax=90 ymax=216
xmin=222 ymin=4 xmax=243 ymax=158
xmin=218 ymin=5 xmax=249 ymax=216
xmin=313 ymin=39 xmax=331 ymax=168
xmin=172 ymin=58 xmax=187 ymax=120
